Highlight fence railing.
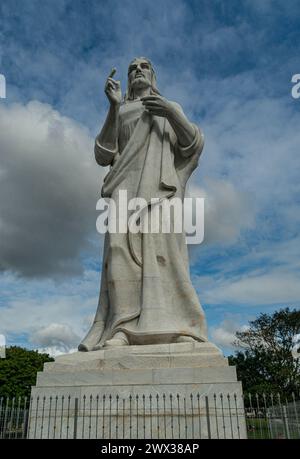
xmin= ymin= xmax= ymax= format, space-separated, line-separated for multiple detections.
xmin=243 ymin=392 xmax=300 ymax=439
xmin=0 ymin=392 xmax=299 ymax=439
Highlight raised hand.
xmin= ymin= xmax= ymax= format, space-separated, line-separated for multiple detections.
xmin=141 ymin=95 xmax=175 ymax=118
xmin=105 ymin=68 xmax=122 ymax=106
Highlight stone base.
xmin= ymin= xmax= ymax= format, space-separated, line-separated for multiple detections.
xmin=28 ymin=342 xmax=247 ymax=439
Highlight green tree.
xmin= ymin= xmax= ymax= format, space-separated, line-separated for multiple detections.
xmin=228 ymin=307 xmax=300 ymax=396
xmin=0 ymin=346 xmax=54 ymax=398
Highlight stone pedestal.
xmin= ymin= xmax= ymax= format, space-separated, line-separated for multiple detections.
xmin=28 ymin=342 xmax=247 ymax=439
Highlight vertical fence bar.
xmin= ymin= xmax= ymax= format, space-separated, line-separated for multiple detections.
xmin=73 ymin=397 xmax=78 ymax=440
xmin=82 ymin=395 xmax=86 ymax=439
xmin=233 ymin=394 xmax=241 ymax=440
xmin=109 ymin=395 xmax=112 ymax=440
xmin=0 ymin=398 xmax=3 ymax=439
xmin=122 ymin=398 xmax=125 ymax=440
xmin=198 ymin=393 xmax=202 ymax=439
xmin=267 ymin=394 xmax=274 ymax=439
xmin=190 ymin=394 xmax=194 ymax=439
xmin=149 ymin=395 xmax=153 ymax=440
xmin=136 ymin=394 xmax=139 ymax=439
xmin=177 ymin=394 xmax=181 ymax=439
xmin=15 ymin=397 xmax=21 ymax=439
xmin=292 ymin=393 xmax=300 ymax=438
xmin=142 ymin=395 xmax=146 ymax=439
xmin=89 ymin=395 xmax=93 ymax=440
xmin=102 ymin=395 xmax=106 ymax=440
xmin=53 ymin=396 xmax=58 ymax=439
xmin=262 ymin=393 xmax=271 ymax=439
xmin=255 ymin=394 xmax=263 ymax=439
xmin=205 ymin=396 xmax=211 ymax=439
xmin=23 ymin=397 xmax=29 ymax=439
xmin=227 ymin=394 xmax=233 ymax=439
xmin=2 ymin=398 xmax=9 ymax=439
xmin=47 ymin=396 xmax=52 ymax=439
xmin=0 ymin=397 xmax=4 ymax=439
xmin=41 ymin=396 xmax=46 ymax=439
xmin=115 ymin=395 xmax=119 ymax=440
xmin=60 ymin=396 xmax=64 ymax=439
xmin=96 ymin=395 xmax=99 ymax=440
xmin=129 ymin=395 xmax=132 ymax=440
xmin=163 ymin=394 xmax=166 ymax=439
xmin=8 ymin=397 xmax=15 ymax=439
xmin=283 ymin=405 xmax=290 ymax=439
xmin=270 ymin=393 xmax=277 ymax=439
xmin=170 ymin=394 xmax=174 ymax=439
xmin=220 ymin=394 xmax=226 ymax=439
xmin=213 ymin=394 xmax=219 ymax=439
xmin=156 ymin=394 xmax=160 ymax=440
xmin=183 ymin=397 xmax=187 ymax=439
xmin=277 ymin=393 xmax=285 ymax=439
xmin=66 ymin=395 xmax=71 ymax=439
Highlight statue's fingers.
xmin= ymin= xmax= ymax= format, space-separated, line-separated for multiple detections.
xmin=108 ymin=68 xmax=116 ymax=79
xmin=141 ymin=95 xmax=161 ymax=101
xmin=143 ymin=103 xmax=163 ymax=111
xmin=106 ymin=78 xmax=116 ymax=85
xmin=105 ymin=82 xmax=114 ymax=92
xmin=142 ymin=101 xmax=161 ymax=107
xmin=144 ymin=107 xmax=165 ymax=115
xmin=107 ymin=77 xmax=121 ymax=88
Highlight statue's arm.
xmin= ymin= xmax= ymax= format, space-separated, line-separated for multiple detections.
xmin=95 ymin=105 xmax=120 ymax=167
xmin=141 ymin=96 xmax=204 ymax=158
xmin=95 ymin=69 xmax=122 ymax=167
xmin=167 ymin=104 xmax=196 ymax=147
xmin=168 ymin=103 xmax=204 ymax=158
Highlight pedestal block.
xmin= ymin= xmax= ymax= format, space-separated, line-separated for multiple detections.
xmin=28 ymin=342 xmax=247 ymax=439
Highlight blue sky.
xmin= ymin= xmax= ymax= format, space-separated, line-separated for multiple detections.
xmin=0 ymin=0 xmax=300 ymax=355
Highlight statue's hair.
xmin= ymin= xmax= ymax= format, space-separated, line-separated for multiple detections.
xmin=124 ymin=57 xmax=160 ymax=102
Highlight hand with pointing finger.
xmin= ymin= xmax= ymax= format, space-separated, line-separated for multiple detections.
xmin=105 ymin=68 xmax=122 ymax=106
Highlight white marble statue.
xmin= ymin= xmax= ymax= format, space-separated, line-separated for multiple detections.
xmin=79 ymin=57 xmax=207 ymax=351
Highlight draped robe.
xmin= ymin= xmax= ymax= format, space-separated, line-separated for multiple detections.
xmin=81 ymin=99 xmax=207 ymax=348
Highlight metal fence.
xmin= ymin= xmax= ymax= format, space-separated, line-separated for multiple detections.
xmin=0 ymin=397 xmax=29 ymax=439
xmin=244 ymin=393 xmax=300 ymax=439
xmin=0 ymin=392 xmax=299 ymax=439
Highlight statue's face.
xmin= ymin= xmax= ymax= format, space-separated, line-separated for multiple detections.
xmin=128 ymin=58 xmax=152 ymax=91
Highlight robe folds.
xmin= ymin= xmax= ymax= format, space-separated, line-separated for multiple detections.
xmin=82 ymin=100 xmax=207 ymax=348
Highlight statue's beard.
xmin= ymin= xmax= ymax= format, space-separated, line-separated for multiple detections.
xmin=130 ymin=76 xmax=151 ymax=89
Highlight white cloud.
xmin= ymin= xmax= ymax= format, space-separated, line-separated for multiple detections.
xmin=37 ymin=346 xmax=78 ymax=357
xmin=188 ymin=179 xmax=255 ymax=246
xmin=206 ymin=271 xmax=300 ymax=305
xmin=30 ymin=323 xmax=80 ymax=350
xmin=210 ymin=319 xmax=249 ymax=350
xmin=0 ymin=101 xmax=105 ymax=278
xmin=0 ymin=269 xmax=98 ymax=345
xmin=194 ymin=235 xmax=300 ymax=309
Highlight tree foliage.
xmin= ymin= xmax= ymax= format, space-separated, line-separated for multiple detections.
xmin=0 ymin=346 xmax=54 ymax=398
xmin=229 ymin=308 xmax=300 ymax=395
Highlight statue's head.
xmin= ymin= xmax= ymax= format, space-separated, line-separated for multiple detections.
xmin=125 ymin=57 xmax=160 ymax=102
